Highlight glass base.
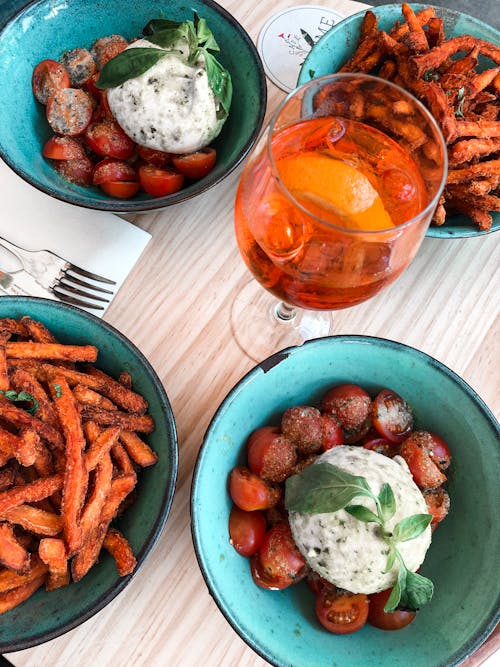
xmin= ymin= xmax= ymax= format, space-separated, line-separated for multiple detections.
xmin=231 ymin=280 xmax=333 ymax=362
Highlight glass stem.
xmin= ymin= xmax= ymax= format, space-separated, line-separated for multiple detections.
xmin=274 ymin=301 xmax=296 ymax=322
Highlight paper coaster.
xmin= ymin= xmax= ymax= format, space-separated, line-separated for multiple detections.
xmin=257 ymin=5 xmax=346 ymax=92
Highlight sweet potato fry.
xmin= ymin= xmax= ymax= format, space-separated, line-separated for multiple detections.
xmin=0 ymin=573 xmax=46 ymax=614
xmin=111 ymin=444 xmax=136 ymax=476
xmin=103 ymin=528 xmax=136 ymax=576
xmin=6 ymin=342 xmax=98 ymax=363
xmin=1 ymin=505 xmax=62 ymax=536
xmin=455 ymin=120 xmax=500 ymax=139
xmin=73 ymin=384 xmax=116 ymax=411
xmin=0 ymin=554 xmax=46 ymax=593
xmin=0 ymin=319 xmax=28 ymax=338
xmin=360 ymin=10 xmax=378 ymax=40
xmin=38 ymin=537 xmax=69 ymax=590
xmin=410 ymin=36 xmax=500 ymax=79
xmin=401 ymin=3 xmax=429 ymax=53
xmin=465 ymin=66 xmax=500 ymax=98
xmin=448 ymin=137 xmax=500 ymax=165
xmin=0 ymin=522 xmax=30 ymax=573
xmin=72 ymin=473 xmax=135 ymax=582
xmin=0 ymin=394 xmax=64 ymax=449
xmin=83 ymin=367 xmax=148 ymax=414
xmin=80 ymin=407 xmax=155 ymax=433
xmin=118 ymin=371 xmax=132 ymax=389
xmin=446 ymin=199 xmax=492 ymax=230
xmin=0 ymin=467 xmax=14 ymax=492
xmin=0 ymin=474 xmax=62 ymax=515
xmin=84 ymin=426 xmax=121 ymax=472
xmin=446 ymin=159 xmax=500 ymax=184
xmin=20 ymin=317 xmax=57 ymax=343
xmin=9 ymin=368 xmax=60 ymax=430
xmin=0 ymin=337 xmax=8 ymax=391
xmin=0 ymin=427 xmax=40 ymax=467
xmin=49 ymin=377 xmax=87 ymax=555
xmin=426 ymin=16 xmax=444 ymax=48
xmin=119 ymin=430 xmax=158 ymax=468
xmin=390 ymin=6 xmax=435 ymax=41
xmin=40 ymin=363 xmax=105 ymax=390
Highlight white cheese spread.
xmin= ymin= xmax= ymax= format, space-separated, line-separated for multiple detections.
xmin=107 ymin=39 xmax=226 ymax=153
xmin=289 ymin=446 xmax=432 ymax=594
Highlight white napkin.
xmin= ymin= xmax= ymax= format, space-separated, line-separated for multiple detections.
xmin=0 ymin=157 xmax=151 ymax=316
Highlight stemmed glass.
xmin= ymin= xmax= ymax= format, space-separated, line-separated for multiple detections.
xmin=232 ymin=73 xmax=447 ymax=361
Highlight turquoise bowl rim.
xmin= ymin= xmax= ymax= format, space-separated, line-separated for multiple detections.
xmin=0 ymin=0 xmax=268 ymax=213
xmin=0 ymin=296 xmax=178 ymax=652
xmin=191 ymin=335 xmax=500 ymax=667
xmin=297 ymin=3 xmax=500 ymax=239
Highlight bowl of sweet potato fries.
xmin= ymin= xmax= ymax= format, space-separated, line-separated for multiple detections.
xmin=298 ymin=3 xmax=500 ymax=237
xmin=0 ymin=297 xmax=178 ymax=651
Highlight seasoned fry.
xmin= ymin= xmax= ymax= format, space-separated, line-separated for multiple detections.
xmin=80 ymin=406 xmax=155 ymax=433
xmin=6 ymin=342 xmax=98 ymax=363
xmin=103 ymin=528 xmax=136 ymax=576
xmin=49 ymin=377 xmax=87 ymax=555
xmin=446 ymin=159 xmax=500 ymax=184
xmin=0 ymin=319 xmax=28 ymax=338
xmin=118 ymin=371 xmax=132 ymax=389
xmin=83 ymin=367 xmax=148 ymax=414
xmin=0 ymin=468 xmax=14 ymax=492
xmin=73 ymin=384 xmax=116 ymax=411
xmin=9 ymin=368 xmax=60 ymax=430
xmin=84 ymin=426 xmax=121 ymax=471
xmin=455 ymin=120 xmax=500 ymax=139
xmin=20 ymin=317 xmax=57 ymax=343
xmin=39 ymin=537 xmax=69 ymax=590
xmin=0 ymin=522 xmax=30 ymax=573
xmin=1 ymin=505 xmax=62 ymax=536
xmin=0 ymin=336 xmax=8 ymax=391
xmin=0 ymin=394 xmax=64 ymax=449
xmin=111 ymin=443 xmax=136 ymax=476
xmin=449 ymin=137 xmax=500 ymax=165
xmin=0 ymin=474 xmax=62 ymax=515
xmin=401 ymin=3 xmax=429 ymax=53
xmin=0 ymin=554 xmax=46 ymax=593
xmin=119 ymin=430 xmax=158 ymax=468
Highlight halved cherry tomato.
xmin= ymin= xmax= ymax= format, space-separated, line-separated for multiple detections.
xmin=258 ymin=523 xmax=306 ymax=584
xmin=250 ymin=553 xmax=294 ymax=590
xmin=85 ymin=72 xmax=102 ymax=100
xmin=229 ymin=466 xmax=281 ymax=512
xmin=138 ymin=165 xmax=184 ymax=197
xmin=363 ymin=437 xmax=400 ymax=458
xmin=42 ymin=136 xmax=86 ymax=160
xmin=423 ymin=487 xmax=450 ymax=527
xmin=426 ymin=432 xmax=451 ymax=470
xmin=91 ymin=91 xmax=114 ymax=123
xmin=372 ymin=389 xmax=414 ymax=442
xmin=322 ymin=384 xmax=372 ymax=443
xmin=172 ymin=147 xmax=216 ymax=179
xmin=321 ymin=414 xmax=344 ymax=451
xmin=228 ymin=506 xmax=266 ymax=557
xmin=53 ymin=156 xmax=93 ymax=186
xmin=368 ymin=588 xmax=416 ymax=630
xmin=247 ymin=426 xmax=296 ymax=483
xmin=315 ymin=588 xmax=369 ymax=634
xmin=32 ymin=59 xmax=70 ymax=105
xmin=137 ymin=145 xmax=172 ymax=167
xmin=400 ymin=434 xmax=447 ymax=489
xmin=85 ymin=119 xmax=135 ymax=159
xmin=99 ymin=181 xmax=140 ymax=198
xmin=93 ymin=158 xmax=136 ymax=185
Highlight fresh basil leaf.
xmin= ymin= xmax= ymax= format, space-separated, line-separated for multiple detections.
xmin=285 ymin=463 xmax=373 ymax=514
xmin=399 ymin=570 xmax=434 ymax=611
xmin=378 ymin=483 xmax=396 ymax=522
xmin=383 ymin=545 xmax=397 ymax=574
xmin=0 ymin=389 xmax=38 ymax=415
xmin=97 ymin=47 xmax=169 ymax=89
xmin=195 ymin=15 xmax=220 ymax=53
xmin=200 ymin=50 xmax=232 ymax=116
xmin=143 ymin=18 xmax=183 ymax=36
xmin=0 ymin=390 xmax=18 ymax=400
xmin=392 ymin=514 xmax=432 ymax=542
xmin=345 ymin=504 xmax=382 ymax=525
xmin=384 ymin=566 xmax=406 ymax=613
xmin=147 ymin=27 xmax=185 ymax=49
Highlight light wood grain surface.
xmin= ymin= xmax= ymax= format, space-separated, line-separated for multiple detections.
xmin=5 ymin=1 xmax=499 ymax=665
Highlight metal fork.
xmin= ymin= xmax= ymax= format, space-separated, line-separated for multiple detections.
xmin=0 ymin=235 xmax=116 ymax=311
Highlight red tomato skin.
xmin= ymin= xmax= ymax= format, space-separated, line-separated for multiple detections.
xmin=172 ymin=147 xmax=216 ymax=179
xmin=53 ymin=156 xmax=93 ymax=186
xmin=315 ymin=589 xmax=369 ymax=634
xmin=228 ymin=506 xmax=266 ymax=557
xmin=247 ymin=426 xmax=297 ymax=483
xmin=250 ymin=553 xmax=294 ymax=590
xmin=42 ymin=136 xmax=86 ymax=160
xmin=368 ymin=588 xmax=416 ymax=630
xmin=32 ymin=59 xmax=71 ymax=104
xmin=229 ymin=466 xmax=281 ymax=512
xmin=363 ymin=437 xmax=400 ymax=458
xmin=423 ymin=487 xmax=450 ymax=526
xmin=85 ymin=120 xmax=135 ymax=159
xmin=93 ymin=158 xmax=136 ymax=185
xmin=321 ymin=414 xmax=344 ymax=451
xmin=281 ymin=406 xmax=323 ymax=454
xmin=322 ymin=384 xmax=372 ymax=443
xmin=258 ymin=523 xmax=306 ymax=582
xmin=426 ymin=432 xmax=452 ymax=470
xmin=399 ymin=436 xmax=447 ymax=489
xmin=138 ymin=165 xmax=184 ymax=197
xmin=137 ymin=145 xmax=172 ymax=167
xmin=99 ymin=181 xmax=140 ymax=198
xmin=372 ymin=388 xmax=414 ymax=442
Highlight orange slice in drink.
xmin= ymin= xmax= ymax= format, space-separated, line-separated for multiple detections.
xmin=277 ymin=152 xmax=394 ymax=231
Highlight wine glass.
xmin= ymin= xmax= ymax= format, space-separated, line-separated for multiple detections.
xmin=232 ymin=73 xmax=447 ymax=361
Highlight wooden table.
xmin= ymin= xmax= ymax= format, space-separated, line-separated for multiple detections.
xmin=4 ymin=1 xmax=499 ymax=665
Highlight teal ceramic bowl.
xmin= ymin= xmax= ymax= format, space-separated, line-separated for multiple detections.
xmin=191 ymin=336 xmax=499 ymax=667
xmin=0 ymin=297 xmax=178 ymax=651
xmin=297 ymin=4 xmax=500 ymax=239
xmin=0 ymin=0 xmax=266 ymax=213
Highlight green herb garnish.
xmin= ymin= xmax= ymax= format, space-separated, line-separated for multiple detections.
xmin=454 ymin=86 xmax=466 ymax=118
xmin=423 ymin=69 xmax=439 ymax=82
xmin=285 ymin=463 xmax=433 ymax=613
xmin=97 ymin=13 xmax=232 ymax=117
xmin=0 ymin=389 xmax=39 ymax=415
xmin=53 ymin=383 xmax=62 ymax=398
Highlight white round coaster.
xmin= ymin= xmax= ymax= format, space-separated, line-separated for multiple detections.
xmin=257 ymin=5 xmax=346 ymax=92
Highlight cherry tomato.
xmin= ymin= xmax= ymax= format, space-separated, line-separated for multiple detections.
xmin=91 ymin=34 xmax=128 ymax=70
xmin=250 ymin=553 xmax=294 ymax=590
xmin=247 ymin=426 xmax=297 ymax=483
xmin=321 ymin=414 xmax=344 ymax=451
xmin=93 ymin=158 xmax=136 ymax=185
xmin=322 ymin=384 xmax=372 ymax=443
xmin=306 ymin=571 xmax=335 ymax=596
xmin=138 ymin=165 xmax=184 ymax=197
xmin=46 ymin=88 xmax=93 ymax=136
xmin=137 ymin=145 xmax=172 ymax=167
xmin=53 ymin=156 xmax=93 ymax=186
xmin=228 ymin=506 xmax=267 ymax=557
xmin=400 ymin=434 xmax=447 ymax=489
xmin=372 ymin=389 xmax=414 ymax=442
xmin=85 ymin=71 xmax=102 ymax=100
xmin=85 ymin=119 xmax=135 ymax=159
xmin=229 ymin=466 xmax=281 ymax=511
xmin=423 ymin=487 xmax=450 ymax=527
xmin=42 ymin=136 xmax=86 ymax=160
xmin=258 ymin=523 xmax=306 ymax=584
xmin=32 ymin=59 xmax=70 ymax=105
xmin=91 ymin=91 xmax=114 ymax=123
xmin=368 ymin=588 xmax=416 ymax=630
xmin=315 ymin=588 xmax=369 ymax=634
xmin=281 ymin=406 xmax=323 ymax=454
xmin=426 ymin=432 xmax=451 ymax=470
xmin=363 ymin=437 xmax=400 ymax=458
xmin=99 ymin=181 xmax=140 ymax=198
xmin=172 ymin=147 xmax=216 ymax=179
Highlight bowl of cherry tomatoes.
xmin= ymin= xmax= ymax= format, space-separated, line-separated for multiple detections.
xmin=191 ymin=336 xmax=500 ymax=667
xmin=0 ymin=0 xmax=266 ymax=212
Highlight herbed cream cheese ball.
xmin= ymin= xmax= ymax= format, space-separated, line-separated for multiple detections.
xmin=289 ymin=446 xmax=432 ymax=594
xmin=107 ymin=39 xmax=226 ymax=153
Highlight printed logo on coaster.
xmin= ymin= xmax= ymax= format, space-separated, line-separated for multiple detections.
xmin=257 ymin=5 xmax=346 ymax=92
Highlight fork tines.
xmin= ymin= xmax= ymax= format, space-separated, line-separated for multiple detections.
xmin=65 ymin=263 xmax=116 ymax=286
xmin=53 ymin=269 xmax=116 ymax=311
